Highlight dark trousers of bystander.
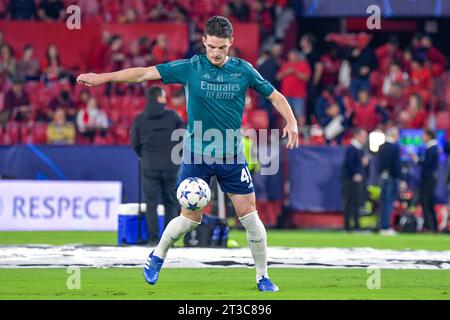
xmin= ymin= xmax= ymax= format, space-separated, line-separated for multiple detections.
xmin=142 ymin=169 xmax=179 ymax=242
xmin=379 ymin=177 xmax=398 ymax=230
xmin=343 ymin=178 xmax=364 ymax=231
xmin=420 ymin=177 xmax=438 ymax=232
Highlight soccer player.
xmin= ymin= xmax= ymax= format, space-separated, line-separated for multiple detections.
xmin=77 ymin=16 xmax=298 ymax=292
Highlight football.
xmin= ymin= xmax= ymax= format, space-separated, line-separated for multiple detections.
xmin=176 ymin=177 xmax=211 ymax=210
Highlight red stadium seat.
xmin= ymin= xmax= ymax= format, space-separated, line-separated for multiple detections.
xmin=107 ymin=107 xmax=122 ymax=124
xmin=93 ymin=134 xmax=113 ymax=145
xmin=32 ymin=122 xmax=48 ymax=145
xmin=436 ymin=111 xmax=450 ymax=130
xmin=5 ymin=122 xmax=21 ymax=145
xmin=112 ymin=123 xmax=131 ymax=145
xmin=20 ymin=123 xmax=33 ymax=144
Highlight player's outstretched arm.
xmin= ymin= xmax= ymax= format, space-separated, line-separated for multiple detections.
xmin=267 ymin=89 xmax=299 ymax=149
xmin=76 ymin=66 xmax=161 ymax=86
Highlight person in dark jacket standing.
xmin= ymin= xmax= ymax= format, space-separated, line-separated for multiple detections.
xmin=131 ymin=85 xmax=185 ymax=244
xmin=377 ymin=127 xmax=401 ymax=235
xmin=411 ymin=129 xmax=440 ymax=232
xmin=342 ymin=128 xmax=369 ymax=231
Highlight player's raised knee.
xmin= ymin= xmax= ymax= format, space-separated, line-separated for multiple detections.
xmin=181 ymin=208 xmax=203 ymax=223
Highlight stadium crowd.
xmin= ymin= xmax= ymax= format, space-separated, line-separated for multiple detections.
xmin=0 ymin=0 xmax=448 ymax=146
xmin=0 ymin=1 xmax=449 ymax=233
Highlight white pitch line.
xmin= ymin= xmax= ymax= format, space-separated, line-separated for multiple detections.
xmin=1 ymin=245 xmax=450 ymax=269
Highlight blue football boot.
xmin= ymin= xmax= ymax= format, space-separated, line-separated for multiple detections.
xmin=143 ymin=250 xmax=164 ymax=285
xmin=257 ymin=276 xmax=279 ymax=292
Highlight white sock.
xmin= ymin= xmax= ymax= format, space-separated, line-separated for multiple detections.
xmin=239 ymin=211 xmax=268 ymax=282
xmin=153 ymin=214 xmax=200 ymax=259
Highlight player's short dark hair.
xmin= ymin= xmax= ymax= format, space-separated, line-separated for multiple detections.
xmin=204 ymin=16 xmax=233 ymax=39
xmin=146 ymin=85 xmax=164 ymax=101
xmin=424 ymin=128 xmax=436 ymax=140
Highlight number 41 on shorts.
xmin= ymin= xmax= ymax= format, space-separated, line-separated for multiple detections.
xmin=240 ymin=167 xmax=253 ymax=184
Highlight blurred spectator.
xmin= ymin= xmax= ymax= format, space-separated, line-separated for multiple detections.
xmin=381 ymin=61 xmax=408 ymax=97
xmin=401 ymin=47 xmax=413 ymax=74
xmin=185 ymin=28 xmax=206 ymax=57
xmin=348 ymin=38 xmax=378 ymax=99
xmin=148 ymin=2 xmax=171 ymax=22
xmin=76 ymin=88 xmax=91 ymax=109
xmin=119 ymin=8 xmax=138 ymax=24
xmin=0 ymin=72 xmax=10 ymax=126
xmin=47 ymin=108 xmax=76 ymax=145
xmin=318 ymin=45 xmax=341 ymax=92
xmin=126 ymin=39 xmax=148 ymax=68
xmin=273 ymin=1 xmax=295 ymax=41
xmin=47 ymin=90 xmax=76 ymax=122
xmin=299 ymin=34 xmax=321 ymax=125
xmin=411 ymin=32 xmax=427 ymax=62
xmin=0 ymin=31 xmax=4 ymax=48
xmin=102 ymin=0 xmax=121 ymax=23
xmin=342 ymin=128 xmax=369 ymax=232
xmin=251 ymin=0 xmax=274 ymax=41
xmin=411 ymin=129 xmax=439 ymax=232
xmin=7 ymin=0 xmax=37 ymax=20
xmin=76 ymin=97 xmax=109 ymax=143
xmin=17 ymin=44 xmax=40 ymax=81
xmin=220 ymin=2 xmax=236 ymax=23
xmin=78 ymin=0 xmax=100 ymax=22
xmin=377 ymin=127 xmax=401 ymax=235
xmin=90 ymin=31 xmax=112 ymax=72
xmin=152 ymin=34 xmax=176 ymax=64
xmin=107 ymin=35 xmax=126 ymax=71
xmin=381 ymin=82 xmax=408 ymax=119
xmin=38 ymin=0 xmax=65 ymax=22
xmin=410 ymin=57 xmax=432 ymax=90
xmin=105 ymin=35 xmax=127 ymax=95
xmin=0 ymin=0 xmax=7 ymax=19
xmin=257 ymin=43 xmax=282 ymax=129
xmin=4 ymin=77 xmax=32 ymax=122
xmin=168 ymin=88 xmax=187 ymax=124
xmin=172 ymin=6 xmax=188 ymax=23
xmin=375 ymin=35 xmax=402 ymax=75
xmin=420 ymin=34 xmax=447 ymax=77
xmin=315 ymin=86 xmax=351 ymax=144
xmin=408 ymin=57 xmax=432 ymax=104
xmin=299 ymin=34 xmax=321 ymax=87
xmin=269 ymin=40 xmax=284 ymax=66
xmin=350 ymin=88 xmax=387 ymax=132
xmin=228 ymin=0 xmax=250 ymax=22
xmin=276 ymin=49 xmax=311 ymax=128
xmin=398 ymin=94 xmax=427 ymax=129
xmin=42 ymin=44 xmax=64 ymax=82
xmin=0 ymin=44 xmax=17 ymax=78
xmin=123 ymin=0 xmax=147 ymax=22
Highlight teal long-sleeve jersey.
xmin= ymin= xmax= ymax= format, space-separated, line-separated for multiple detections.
xmin=156 ymin=54 xmax=275 ymax=158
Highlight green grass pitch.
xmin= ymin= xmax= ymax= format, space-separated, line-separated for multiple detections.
xmin=1 ymin=268 xmax=450 ymax=300
xmin=1 ymin=230 xmax=450 ymax=300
